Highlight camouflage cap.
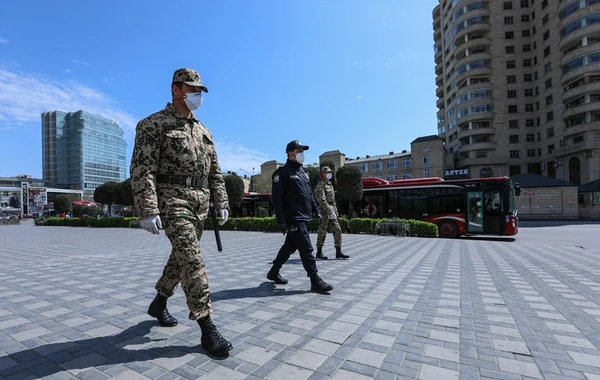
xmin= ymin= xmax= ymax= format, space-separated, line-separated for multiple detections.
xmin=172 ymin=68 xmax=208 ymax=93
xmin=321 ymin=166 xmax=332 ymax=173
xmin=286 ymin=140 xmax=309 ymax=152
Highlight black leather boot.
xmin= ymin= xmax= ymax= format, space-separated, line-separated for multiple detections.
xmin=310 ymin=273 xmax=333 ymax=293
xmin=198 ymin=315 xmax=232 ymax=356
xmin=267 ymin=265 xmax=288 ymax=284
xmin=148 ymin=293 xmax=178 ymax=327
xmin=335 ymin=246 xmax=349 ymax=259
xmin=316 ymin=246 xmax=328 ymax=260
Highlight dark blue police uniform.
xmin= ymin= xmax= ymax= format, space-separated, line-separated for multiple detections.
xmin=271 ymin=159 xmax=320 ymax=276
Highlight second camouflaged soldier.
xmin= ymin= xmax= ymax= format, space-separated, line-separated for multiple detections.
xmin=314 ymin=166 xmax=350 ymax=260
xmin=130 ymin=67 xmax=232 ymax=357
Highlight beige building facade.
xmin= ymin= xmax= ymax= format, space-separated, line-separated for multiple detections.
xmin=434 ymin=0 xmax=600 ymax=185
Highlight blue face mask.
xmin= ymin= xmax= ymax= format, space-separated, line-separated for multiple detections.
xmin=184 ymin=92 xmax=203 ymax=110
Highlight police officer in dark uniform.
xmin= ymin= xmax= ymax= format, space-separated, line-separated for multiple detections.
xmin=266 ymin=140 xmax=334 ymax=293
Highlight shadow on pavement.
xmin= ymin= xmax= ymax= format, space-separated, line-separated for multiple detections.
xmin=0 ymin=320 xmax=223 ymax=379
xmin=211 ymin=281 xmax=310 ymax=302
xmin=460 ymin=236 xmax=516 ymax=243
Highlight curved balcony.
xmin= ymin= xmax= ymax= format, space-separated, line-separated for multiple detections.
xmin=562 ymin=101 xmax=600 ymax=119
xmin=453 ymin=7 xmax=491 ymax=29
xmin=437 ymin=108 xmax=446 ymax=118
xmin=455 ymin=97 xmax=494 ymax=114
xmin=460 ymin=141 xmax=497 ymax=152
xmin=561 ymin=61 xmax=600 ymax=85
xmin=564 ymin=120 xmax=600 ymax=137
xmin=457 ymin=126 xmax=494 ymax=139
xmin=433 ymin=4 xmax=441 ymax=19
xmin=456 ymin=82 xmax=493 ymax=97
xmin=436 ymin=86 xmax=445 ymax=98
xmin=561 ymin=43 xmax=600 ymax=67
xmin=455 ymin=23 xmax=492 ymax=47
xmin=435 ymin=61 xmax=444 ymax=76
xmin=559 ymin=4 xmax=600 ymax=30
xmin=437 ymin=97 xmax=445 ymax=109
xmin=563 ymin=81 xmax=600 ymax=101
xmin=455 ymin=52 xmax=492 ymax=69
xmin=455 ymin=67 xmax=493 ymax=86
xmin=454 ymin=37 xmax=491 ymax=61
xmin=560 ymin=23 xmax=600 ymax=52
xmin=456 ymin=111 xmax=495 ymax=126
xmin=436 ymin=73 xmax=444 ymax=86
xmin=554 ymin=139 xmax=600 ymax=156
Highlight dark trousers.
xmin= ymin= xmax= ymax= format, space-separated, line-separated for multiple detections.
xmin=272 ymin=222 xmax=318 ymax=276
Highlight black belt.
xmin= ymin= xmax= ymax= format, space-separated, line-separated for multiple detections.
xmin=157 ymin=174 xmax=209 ymax=189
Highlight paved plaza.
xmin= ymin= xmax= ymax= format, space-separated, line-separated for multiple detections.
xmin=2 ymin=223 xmax=600 ymax=379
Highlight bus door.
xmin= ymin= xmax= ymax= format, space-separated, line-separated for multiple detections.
xmin=362 ymin=195 xmax=383 ymax=218
xmin=467 ymin=191 xmax=484 ymax=233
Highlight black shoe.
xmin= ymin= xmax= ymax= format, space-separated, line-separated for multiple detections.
xmin=316 ymin=247 xmax=328 ymax=260
xmin=148 ymin=294 xmax=178 ymax=327
xmin=310 ymin=273 xmax=333 ymax=293
xmin=198 ymin=316 xmax=233 ymax=356
xmin=267 ymin=266 xmax=288 ymax=284
xmin=335 ymin=247 xmax=349 ymax=259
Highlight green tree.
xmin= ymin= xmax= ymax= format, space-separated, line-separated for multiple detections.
xmin=112 ymin=182 xmax=125 ymax=206
xmin=304 ymin=166 xmax=320 ymax=189
xmin=54 ymin=195 xmax=72 ymax=215
xmin=83 ymin=205 xmax=101 ymax=218
xmin=94 ymin=181 xmax=119 ymax=215
xmin=121 ymin=178 xmax=134 ymax=206
xmin=224 ymin=174 xmax=245 ymax=216
xmin=335 ymin=165 xmax=363 ymax=218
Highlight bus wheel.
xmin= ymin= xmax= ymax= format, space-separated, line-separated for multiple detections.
xmin=438 ymin=221 xmax=458 ymax=238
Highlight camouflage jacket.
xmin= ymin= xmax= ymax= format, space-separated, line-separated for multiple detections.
xmin=130 ymin=103 xmax=229 ymax=219
xmin=314 ymin=180 xmax=338 ymax=218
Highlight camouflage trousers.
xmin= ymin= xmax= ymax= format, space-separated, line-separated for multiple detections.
xmin=155 ymin=216 xmax=212 ymax=320
xmin=316 ymin=217 xmax=342 ymax=248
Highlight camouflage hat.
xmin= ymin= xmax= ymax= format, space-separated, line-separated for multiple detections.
xmin=286 ymin=140 xmax=309 ymax=152
xmin=172 ymin=68 xmax=208 ymax=93
xmin=321 ymin=166 xmax=332 ymax=173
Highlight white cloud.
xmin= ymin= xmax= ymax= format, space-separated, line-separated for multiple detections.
xmin=64 ymin=68 xmax=71 ymax=73
xmin=0 ymin=66 xmax=271 ymax=173
xmin=0 ymin=37 xmax=8 ymax=44
xmin=73 ymin=59 xmax=88 ymax=66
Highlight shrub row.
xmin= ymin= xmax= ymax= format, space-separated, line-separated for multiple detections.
xmin=35 ymin=216 xmax=438 ymax=238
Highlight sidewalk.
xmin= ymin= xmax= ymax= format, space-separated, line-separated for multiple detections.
xmin=1 ymin=225 xmax=600 ymax=379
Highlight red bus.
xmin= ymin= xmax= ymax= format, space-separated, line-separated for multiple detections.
xmin=239 ymin=192 xmax=274 ymax=217
xmin=360 ymin=176 xmax=521 ymax=238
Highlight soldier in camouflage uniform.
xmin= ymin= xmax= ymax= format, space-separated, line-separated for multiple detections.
xmin=314 ymin=166 xmax=349 ymax=260
xmin=130 ymin=67 xmax=232 ymax=357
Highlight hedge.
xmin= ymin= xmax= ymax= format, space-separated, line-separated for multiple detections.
xmin=35 ymin=216 xmax=438 ymax=237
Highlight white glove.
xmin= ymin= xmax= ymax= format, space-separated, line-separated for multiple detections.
xmin=219 ymin=209 xmax=229 ymax=226
xmin=328 ymin=212 xmax=337 ymax=220
xmin=140 ymin=214 xmax=162 ymax=235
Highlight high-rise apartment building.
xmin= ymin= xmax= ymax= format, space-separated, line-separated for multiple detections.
xmin=42 ymin=110 xmax=127 ymax=198
xmin=433 ymin=0 xmax=600 ymax=184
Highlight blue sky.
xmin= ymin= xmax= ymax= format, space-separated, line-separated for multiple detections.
xmin=0 ymin=0 xmax=439 ymax=178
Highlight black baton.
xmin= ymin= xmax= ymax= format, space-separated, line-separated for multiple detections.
xmin=209 ymin=200 xmax=223 ymax=252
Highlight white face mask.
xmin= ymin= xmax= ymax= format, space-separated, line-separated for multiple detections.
xmin=325 ymin=173 xmax=332 ymax=180
xmin=295 ymin=152 xmax=305 ymax=164
xmin=184 ymin=92 xmax=203 ymax=111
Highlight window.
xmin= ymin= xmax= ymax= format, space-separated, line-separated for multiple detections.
xmin=504 ymin=1 xmax=513 ymax=10
xmin=523 ymin=44 xmax=531 ymax=52
xmin=546 ymin=95 xmax=553 ymax=105
xmin=509 ymin=120 xmax=519 ymax=128
xmin=507 ymin=75 xmax=517 ymax=83
xmin=524 ymin=89 xmax=534 ymax=96
xmin=542 ymin=0 xmax=548 ymax=8
xmin=544 ymin=63 xmax=552 ymax=73
xmin=527 ymin=149 xmax=536 ymax=157
xmin=506 ymin=60 xmax=516 ymax=69
xmin=510 ymin=150 xmax=520 ymax=158
xmin=359 ymin=163 xmax=368 ymax=173
xmin=547 ymin=111 xmax=554 ymax=121
xmin=523 ymin=59 xmax=532 ymax=67
xmin=506 ymin=46 xmax=515 ymax=54
xmin=526 ymin=119 xmax=535 ymax=127
xmin=521 ymin=14 xmax=530 ymax=22
xmin=520 ymin=0 xmax=529 ymax=7
xmin=509 ymin=105 xmax=518 ymax=113
xmin=373 ymin=162 xmax=382 ymax=172
xmin=574 ymin=135 xmax=584 ymax=144
xmin=423 ymin=171 xmax=430 ymax=178
xmin=402 ymin=158 xmax=411 ymax=169
xmin=387 ymin=174 xmax=398 ymax=181
xmin=525 ymin=104 xmax=534 ymax=112
xmin=526 ymin=134 xmax=535 ymax=142
xmin=548 ymin=144 xmax=555 ymax=154
xmin=524 ymin=74 xmax=533 ymax=82
xmin=522 ymin=30 xmax=531 ymax=37
xmin=543 ymin=30 xmax=549 ymax=40
xmin=545 ymin=78 xmax=552 ymax=89
xmin=510 ymin=165 xmax=522 ymax=176
xmin=423 ymin=155 xmax=430 ymax=166
xmin=508 ymin=90 xmax=517 ymax=98
xmin=544 ymin=46 xmax=550 ymax=57
xmin=505 ymin=31 xmax=515 ymax=39
xmin=403 ymin=173 xmax=412 ymax=179
xmin=475 ymin=151 xmax=487 ymax=158
xmin=387 ymin=160 xmax=397 ymax=170
xmin=509 ymin=135 xmax=520 ymax=143
xmin=547 ymin=127 xmax=554 ymax=137
xmin=505 ymin=16 xmax=514 ymax=25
